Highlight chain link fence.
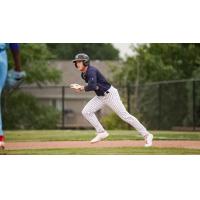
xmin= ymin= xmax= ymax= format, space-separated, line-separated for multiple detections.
xmin=125 ymin=79 xmax=200 ymax=131
xmin=3 ymin=79 xmax=200 ymax=130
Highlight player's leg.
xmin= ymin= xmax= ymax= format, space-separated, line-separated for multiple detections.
xmin=0 ymin=51 xmax=8 ymax=149
xmin=105 ymin=87 xmax=153 ymax=146
xmin=82 ymin=96 xmax=109 ymax=143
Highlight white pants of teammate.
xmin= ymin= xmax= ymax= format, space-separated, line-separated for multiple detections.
xmin=82 ymin=86 xmax=150 ymax=137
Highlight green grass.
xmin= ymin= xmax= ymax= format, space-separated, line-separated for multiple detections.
xmin=4 ymin=130 xmax=200 ymax=142
xmin=1 ymin=130 xmax=200 ymax=155
xmin=3 ymin=130 xmax=200 ymax=141
xmin=1 ymin=147 xmax=200 ymax=155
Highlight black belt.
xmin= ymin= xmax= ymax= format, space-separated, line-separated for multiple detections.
xmin=105 ymin=91 xmax=110 ymax=94
xmin=102 ymin=90 xmax=110 ymax=96
xmin=97 ymin=90 xmax=110 ymax=96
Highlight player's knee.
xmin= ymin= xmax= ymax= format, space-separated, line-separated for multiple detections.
xmin=81 ymin=109 xmax=87 ymax=117
xmin=82 ymin=108 xmax=91 ymax=117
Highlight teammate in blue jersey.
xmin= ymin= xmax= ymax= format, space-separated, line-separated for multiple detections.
xmin=0 ymin=43 xmax=25 ymax=149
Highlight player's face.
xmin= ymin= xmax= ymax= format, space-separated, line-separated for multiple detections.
xmin=76 ymin=61 xmax=85 ymax=72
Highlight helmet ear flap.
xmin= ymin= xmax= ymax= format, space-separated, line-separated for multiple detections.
xmin=83 ymin=60 xmax=88 ymax=66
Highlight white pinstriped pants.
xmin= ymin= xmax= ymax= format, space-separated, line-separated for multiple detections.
xmin=82 ymin=86 xmax=150 ymax=137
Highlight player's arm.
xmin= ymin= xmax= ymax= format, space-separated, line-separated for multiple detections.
xmin=9 ymin=43 xmax=21 ymax=71
xmin=70 ymin=70 xmax=98 ymax=92
xmin=84 ymin=70 xmax=98 ymax=91
xmin=6 ymin=44 xmax=26 ymax=89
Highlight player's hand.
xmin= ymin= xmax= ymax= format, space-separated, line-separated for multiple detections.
xmin=70 ymin=83 xmax=84 ymax=92
xmin=5 ymin=69 xmax=26 ymax=89
xmin=12 ymin=70 xmax=26 ymax=80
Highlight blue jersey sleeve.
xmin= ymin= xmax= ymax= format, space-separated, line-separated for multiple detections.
xmin=9 ymin=43 xmax=20 ymax=51
xmin=84 ymin=69 xmax=98 ymax=91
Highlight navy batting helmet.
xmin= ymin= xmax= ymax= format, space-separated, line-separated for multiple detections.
xmin=72 ymin=53 xmax=90 ymax=67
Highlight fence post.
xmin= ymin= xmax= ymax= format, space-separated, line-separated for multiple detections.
xmin=192 ymin=80 xmax=196 ymax=131
xmin=126 ymin=83 xmax=131 ymax=130
xmin=127 ymin=83 xmax=131 ymax=114
xmin=62 ymin=86 xmax=65 ymax=129
xmin=158 ymin=83 xmax=162 ymax=130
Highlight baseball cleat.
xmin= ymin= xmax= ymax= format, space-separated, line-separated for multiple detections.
xmin=90 ymin=131 xmax=109 ymax=143
xmin=144 ymin=133 xmax=153 ymax=147
xmin=0 ymin=141 xmax=5 ymax=150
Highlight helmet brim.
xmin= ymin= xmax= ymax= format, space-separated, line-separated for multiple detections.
xmin=72 ymin=59 xmax=86 ymax=63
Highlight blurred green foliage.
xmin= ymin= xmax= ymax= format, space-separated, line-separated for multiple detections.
xmin=113 ymin=44 xmax=200 ymax=85
xmin=4 ymin=44 xmax=62 ymax=130
xmin=3 ymin=92 xmax=60 ymax=130
xmin=46 ymin=43 xmax=120 ymax=60
xmin=107 ymin=44 xmax=200 ymax=130
xmin=8 ymin=43 xmax=61 ymax=85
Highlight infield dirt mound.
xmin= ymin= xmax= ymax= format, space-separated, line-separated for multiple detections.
xmin=5 ymin=140 xmax=200 ymax=150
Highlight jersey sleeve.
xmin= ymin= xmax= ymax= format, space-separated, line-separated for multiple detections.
xmin=84 ymin=69 xmax=98 ymax=91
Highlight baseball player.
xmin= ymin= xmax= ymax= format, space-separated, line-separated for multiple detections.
xmin=0 ymin=43 xmax=25 ymax=149
xmin=70 ymin=53 xmax=153 ymax=147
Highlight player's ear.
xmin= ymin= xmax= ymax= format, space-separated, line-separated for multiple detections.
xmin=73 ymin=62 xmax=78 ymax=68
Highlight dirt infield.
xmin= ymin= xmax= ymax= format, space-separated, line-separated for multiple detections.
xmin=4 ymin=140 xmax=200 ymax=150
